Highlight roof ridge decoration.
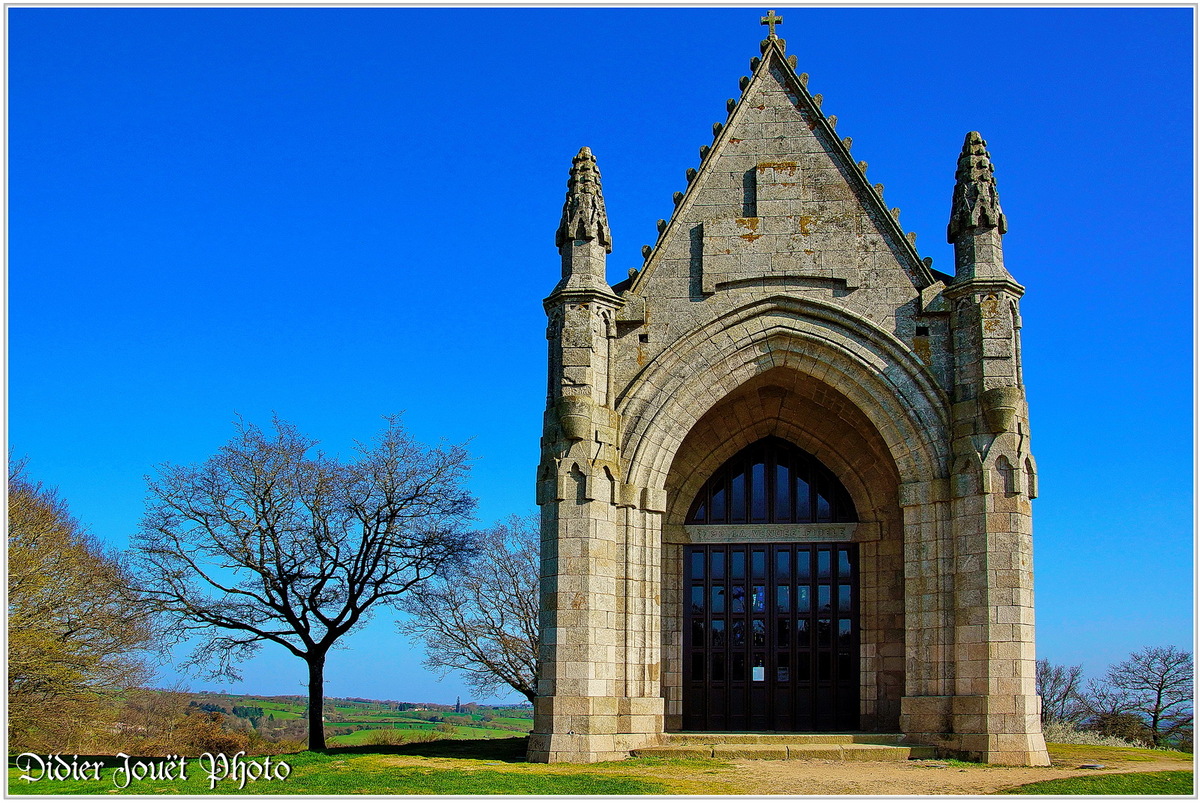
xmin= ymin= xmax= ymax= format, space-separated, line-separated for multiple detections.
xmin=627 ymin=25 xmax=941 ymax=296
xmin=556 ymin=146 xmax=612 ymax=253
xmin=947 ymin=132 xmax=1008 ymax=242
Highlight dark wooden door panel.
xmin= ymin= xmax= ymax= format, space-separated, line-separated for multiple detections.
xmin=683 ymin=542 xmax=858 ymax=732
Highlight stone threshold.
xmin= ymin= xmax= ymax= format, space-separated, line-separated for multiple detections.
xmin=633 ymin=733 xmax=937 ymax=761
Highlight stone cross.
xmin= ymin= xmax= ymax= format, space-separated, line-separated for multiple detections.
xmin=760 ymin=9 xmax=783 ymax=38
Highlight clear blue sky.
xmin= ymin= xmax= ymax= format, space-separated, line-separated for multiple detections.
xmin=10 ymin=7 xmax=1194 ymax=704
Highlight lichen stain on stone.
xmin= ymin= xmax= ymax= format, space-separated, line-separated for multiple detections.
xmin=636 ymin=346 xmax=646 ymax=366
xmin=914 ymin=337 xmax=932 ymax=365
xmin=735 ymin=217 xmax=762 ymax=242
xmin=758 ymin=161 xmax=798 ymax=175
xmin=730 ymin=138 xmax=743 ymax=143
xmin=804 ymin=249 xmax=815 ymax=255
xmin=798 ymin=215 xmax=815 ymax=235
xmin=571 ymin=592 xmax=587 ymax=609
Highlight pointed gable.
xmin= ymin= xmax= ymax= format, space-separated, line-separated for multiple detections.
xmin=627 ymin=38 xmax=939 ymax=309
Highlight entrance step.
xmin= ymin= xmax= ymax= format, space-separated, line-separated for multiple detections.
xmin=631 ymin=734 xmax=936 ymax=761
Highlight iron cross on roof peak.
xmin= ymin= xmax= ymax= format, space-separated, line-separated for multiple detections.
xmin=760 ymin=9 xmax=783 ymax=38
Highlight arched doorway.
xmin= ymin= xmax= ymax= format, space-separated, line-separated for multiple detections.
xmin=681 ymin=437 xmax=860 ymax=731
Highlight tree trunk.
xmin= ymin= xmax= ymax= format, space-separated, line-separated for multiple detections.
xmin=307 ymin=657 xmax=326 ymax=751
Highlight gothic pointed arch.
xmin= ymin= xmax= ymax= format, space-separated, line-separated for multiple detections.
xmin=686 ymin=436 xmax=857 ymax=525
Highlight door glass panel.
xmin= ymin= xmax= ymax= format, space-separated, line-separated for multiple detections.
xmin=712 ymin=654 xmax=725 ymax=681
xmin=731 ymin=550 xmax=745 ymax=580
xmin=690 ymin=552 xmax=705 ymax=579
xmin=732 ymin=652 xmax=746 ymax=681
xmin=818 ymin=652 xmax=831 ymax=680
xmin=818 ymin=585 xmax=831 ymax=612
xmin=776 ymin=585 xmax=790 ymax=611
xmin=838 ymin=585 xmax=851 ymax=612
xmin=796 ymin=550 xmax=811 ymax=581
xmin=711 ymin=486 xmax=726 ymax=520
xmin=711 ymin=551 xmax=725 ymax=580
xmin=692 ymin=619 xmax=704 ymax=646
xmin=732 ymin=620 xmax=746 ymax=647
xmin=751 ymin=585 xmax=766 ymax=613
xmin=692 ymin=502 xmax=706 ymax=522
xmin=730 ymin=471 xmax=746 ymax=522
xmin=777 ymin=619 xmax=790 ymax=647
xmin=732 ymin=585 xmax=746 ymax=614
xmin=775 ymin=549 xmax=790 ymax=578
xmin=691 ymin=653 xmax=705 ymax=681
xmin=817 ymin=618 xmax=831 ymax=647
xmin=712 ymin=586 xmax=726 ymax=614
xmin=838 ymin=651 xmax=852 ymax=680
xmin=752 ymin=619 xmax=766 ymax=647
xmin=817 ymin=550 xmax=831 ymax=579
xmin=816 ymin=477 xmax=832 ymax=522
xmin=711 ymin=619 xmax=725 ymax=647
xmin=796 ymin=586 xmax=810 ymax=613
xmin=839 ymin=618 xmax=852 ymax=643
xmin=691 ymin=585 xmax=705 ymax=615
xmin=796 ymin=655 xmax=810 ymax=681
xmin=750 ymin=462 xmax=767 ymax=522
xmin=796 ymin=619 xmax=810 ymax=647
xmin=795 ymin=476 xmax=812 ymax=522
xmin=752 ymin=654 xmax=766 ymax=681
xmin=751 ymin=550 xmax=766 ymax=580
xmin=838 ymin=549 xmax=851 ymax=578
xmin=776 ymin=653 xmax=790 ymax=682
xmin=774 ymin=463 xmax=791 ymax=520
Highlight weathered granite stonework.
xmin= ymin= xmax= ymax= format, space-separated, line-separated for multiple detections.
xmin=530 ymin=27 xmax=1048 ymax=767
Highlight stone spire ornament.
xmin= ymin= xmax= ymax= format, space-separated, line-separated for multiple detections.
xmin=947 ymin=131 xmax=1008 ymax=242
xmin=556 ymin=146 xmax=612 ymax=252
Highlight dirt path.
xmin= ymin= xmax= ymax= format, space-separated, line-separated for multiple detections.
xmin=700 ymin=756 xmax=1192 ymax=796
xmin=370 ymin=742 xmax=1194 ymax=796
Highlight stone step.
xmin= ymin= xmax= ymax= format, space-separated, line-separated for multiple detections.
xmin=631 ymin=739 xmax=937 ymax=762
xmin=659 ymin=732 xmax=907 ymax=746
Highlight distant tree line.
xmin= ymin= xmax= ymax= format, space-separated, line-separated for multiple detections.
xmin=1037 ymin=647 xmax=1193 ymax=751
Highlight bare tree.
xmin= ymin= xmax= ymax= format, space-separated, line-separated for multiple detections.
xmin=1102 ymin=646 xmax=1194 ymax=748
xmin=1035 ymin=658 xmax=1085 ymax=725
xmin=8 ymin=460 xmax=155 ymax=752
xmin=397 ymin=515 xmax=539 ymax=702
xmin=131 ymin=416 xmax=475 ymax=751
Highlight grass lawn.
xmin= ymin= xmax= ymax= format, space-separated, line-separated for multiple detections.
xmin=326 ymin=725 xmax=532 ymax=747
xmin=8 ymin=739 xmax=674 ymax=795
xmin=1046 ymin=743 xmax=1194 ymax=765
xmin=1000 ymin=770 xmax=1194 ymax=795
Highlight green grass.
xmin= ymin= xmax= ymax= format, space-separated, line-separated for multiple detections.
xmin=8 ymin=740 xmax=667 ymax=795
xmin=1046 ymin=742 xmax=1193 ymax=764
xmin=325 ymin=724 xmax=520 ymax=747
xmin=999 ymin=770 xmax=1193 ymax=795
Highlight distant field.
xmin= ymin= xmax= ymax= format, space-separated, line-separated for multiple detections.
xmin=327 ymin=724 xmax=528 ymax=746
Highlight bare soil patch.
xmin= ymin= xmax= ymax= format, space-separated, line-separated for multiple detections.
xmin=703 ymin=755 xmax=1191 ymax=796
xmin=361 ymin=740 xmax=1193 ymax=796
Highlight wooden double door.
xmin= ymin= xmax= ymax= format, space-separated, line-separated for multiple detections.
xmin=682 ymin=542 xmax=859 ymax=732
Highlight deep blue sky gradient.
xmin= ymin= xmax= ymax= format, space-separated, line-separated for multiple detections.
xmin=9 ymin=7 xmax=1194 ymax=703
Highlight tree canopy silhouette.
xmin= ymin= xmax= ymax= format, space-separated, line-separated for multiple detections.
xmin=131 ymin=416 xmax=475 ymax=751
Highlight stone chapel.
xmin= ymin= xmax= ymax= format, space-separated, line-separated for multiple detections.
xmin=531 ymin=14 xmax=1048 ymax=767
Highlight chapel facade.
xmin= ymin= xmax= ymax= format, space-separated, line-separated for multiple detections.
xmin=530 ymin=18 xmax=1048 ymax=766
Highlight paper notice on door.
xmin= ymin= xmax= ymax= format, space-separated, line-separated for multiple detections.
xmin=752 ymin=666 xmax=765 ymax=681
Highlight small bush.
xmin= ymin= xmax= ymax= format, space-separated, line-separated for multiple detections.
xmin=362 ymin=729 xmax=439 ymax=746
xmin=1042 ymin=721 xmax=1145 ymax=748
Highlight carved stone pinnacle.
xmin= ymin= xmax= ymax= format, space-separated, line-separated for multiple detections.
xmin=947 ymin=131 xmax=1008 ymax=242
xmin=556 ymin=146 xmax=612 ymax=252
